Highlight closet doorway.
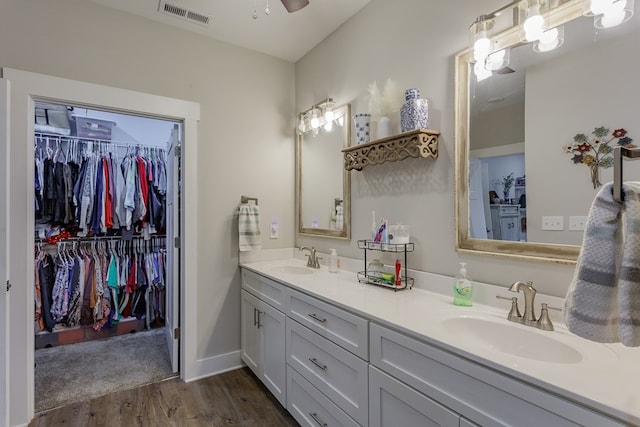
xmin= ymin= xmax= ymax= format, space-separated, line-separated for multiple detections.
xmin=2 ymin=67 xmax=200 ymax=426
xmin=33 ymin=104 xmax=182 ymax=411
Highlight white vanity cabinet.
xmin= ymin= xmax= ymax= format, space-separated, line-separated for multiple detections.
xmin=240 ymin=266 xmax=629 ymax=427
xmin=240 ymin=270 xmax=287 ymax=407
xmin=285 ymin=287 xmax=369 ymax=427
xmin=369 ymin=323 xmax=625 ymax=427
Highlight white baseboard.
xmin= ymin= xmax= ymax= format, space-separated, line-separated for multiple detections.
xmin=186 ymin=350 xmax=244 ymax=383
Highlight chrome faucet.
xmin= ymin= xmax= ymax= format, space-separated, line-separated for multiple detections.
xmin=508 ymin=280 xmax=554 ymax=331
xmin=300 ymin=246 xmax=321 ymax=268
xmin=509 ymin=281 xmax=537 ymax=325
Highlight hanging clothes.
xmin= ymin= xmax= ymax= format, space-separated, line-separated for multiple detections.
xmin=34 ymin=134 xmax=167 ymax=240
xmin=35 ymin=238 xmax=167 ymax=333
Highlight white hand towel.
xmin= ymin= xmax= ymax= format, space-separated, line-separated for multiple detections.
xmin=238 ymin=204 xmax=261 ymax=252
xmin=564 ymin=182 xmax=640 ymax=346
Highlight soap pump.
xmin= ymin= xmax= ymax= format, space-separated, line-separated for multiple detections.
xmin=329 ymin=249 xmax=339 ymax=273
xmin=453 ymin=262 xmax=473 ymax=306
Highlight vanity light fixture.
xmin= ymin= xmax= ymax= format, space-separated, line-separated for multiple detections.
xmin=297 ymin=97 xmax=343 ymax=135
xmin=533 ymin=25 xmax=565 ymax=52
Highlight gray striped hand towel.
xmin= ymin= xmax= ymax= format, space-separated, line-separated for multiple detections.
xmin=564 ymin=182 xmax=640 ymax=346
xmin=238 ymin=204 xmax=262 ymax=252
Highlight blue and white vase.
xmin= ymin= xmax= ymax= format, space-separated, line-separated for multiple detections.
xmin=400 ymin=88 xmax=429 ymax=132
xmin=353 ymin=113 xmax=371 ymax=144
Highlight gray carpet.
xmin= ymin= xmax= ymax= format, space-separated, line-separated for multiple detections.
xmin=35 ymin=327 xmax=174 ymax=412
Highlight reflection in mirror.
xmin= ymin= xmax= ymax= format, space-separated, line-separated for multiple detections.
xmin=456 ymin=0 xmax=640 ymax=262
xmin=297 ymin=103 xmax=351 ymax=239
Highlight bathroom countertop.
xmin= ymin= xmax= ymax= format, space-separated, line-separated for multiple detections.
xmin=241 ymin=257 xmax=640 ymax=425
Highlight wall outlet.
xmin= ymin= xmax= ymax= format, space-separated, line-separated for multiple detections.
xmin=541 ymin=216 xmax=564 ymax=231
xmin=569 ymin=216 xmax=588 ymax=231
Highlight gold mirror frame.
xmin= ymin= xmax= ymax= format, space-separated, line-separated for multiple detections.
xmin=297 ymin=103 xmax=351 ymax=239
xmin=455 ymin=0 xmax=586 ymax=263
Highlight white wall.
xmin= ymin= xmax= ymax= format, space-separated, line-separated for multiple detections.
xmin=0 ymin=0 xmax=294 ymax=424
xmin=295 ymin=0 xmax=576 ymax=298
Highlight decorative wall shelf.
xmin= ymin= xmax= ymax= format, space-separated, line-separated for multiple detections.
xmin=342 ymin=129 xmax=440 ymax=171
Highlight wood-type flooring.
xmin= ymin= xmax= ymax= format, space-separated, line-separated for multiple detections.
xmin=30 ymin=367 xmax=299 ymax=427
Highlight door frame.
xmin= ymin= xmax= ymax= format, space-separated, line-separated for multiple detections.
xmin=2 ymin=68 xmax=200 ymax=426
xmin=0 ymin=78 xmax=10 ymax=427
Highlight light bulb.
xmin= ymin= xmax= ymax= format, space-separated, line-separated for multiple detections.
xmin=474 ymin=61 xmax=492 ymax=82
xmin=524 ymin=5 xmax=545 ymax=41
xmin=473 ymin=31 xmax=491 ymax=62
xmin=324 ymin=108 xmax=334 ymax=122
xmin=310 ymin=110 xmax=320 ymax=129
xmin=485 ymin=49 xmax=507 ymax=71
xmin=600 ymin=1 xmax=627 ymax=27
xmin=323 ymin=121 xmax=333 ymax=132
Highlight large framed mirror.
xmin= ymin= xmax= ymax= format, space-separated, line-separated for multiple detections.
xmin=297 ymin=103 xmax=351 ymax=239
xmin=455 ymin=0 xmax=639 ymax=262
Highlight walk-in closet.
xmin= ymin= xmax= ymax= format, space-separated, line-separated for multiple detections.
xmin=32 ymin=101 xmax=182 ymax=411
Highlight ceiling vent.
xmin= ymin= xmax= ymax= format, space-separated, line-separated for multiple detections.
xmin=158 ymin=1 xmax=211 ymax=26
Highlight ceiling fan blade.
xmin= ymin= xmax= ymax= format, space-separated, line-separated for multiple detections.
xmin=281 ymin=0 xmax=310 ymax=13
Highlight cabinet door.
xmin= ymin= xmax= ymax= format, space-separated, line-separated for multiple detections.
xmin=260 ymin=301 xmax=286 ymax=407
xmin=369 ymin=366 xmax=459 ymax=427
xmin=286 ymin=318 xmax=369 ymax=426
xmin=287 ymin=366 xmax=360 ymax=427
xmin=240 ymin=290 xmax=261 ymax=374
xmin=500 ymin=217 xmax=519 ymax=241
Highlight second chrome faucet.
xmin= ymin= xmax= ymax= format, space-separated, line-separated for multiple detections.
xmin=300 ymin=246 xmax=321 ymax=269
xmin=508 ymin=281 xmax=554 ymax=331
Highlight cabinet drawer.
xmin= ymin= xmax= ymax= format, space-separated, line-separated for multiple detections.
xmin=242 ymin=268 xmax=286 ymax=312
xmin=369 ymin=365 xmax=459 ymax=427
xmin=498 ymin=205 xmax=519 ymax=216
xmin=287 ymin=288 xmax=368 ymax=360
xmin=287 ymin=365 xmax=360 ymax=427
xmin=370 ymin=323 xmax=623 ymax=427
xmin=286 ymin=318 xmax=368 ymax=426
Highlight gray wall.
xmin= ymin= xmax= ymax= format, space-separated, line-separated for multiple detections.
xmin=526 ymin=25 xmax=640 ymax=244
xmin=295 ymin=0 xmax=576 ymax=296
xmin=0 ymin=0 xmax=295 ymax=400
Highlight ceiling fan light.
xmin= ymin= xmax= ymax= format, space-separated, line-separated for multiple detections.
xmin=281 ymin=0 xmax=310 ymax=13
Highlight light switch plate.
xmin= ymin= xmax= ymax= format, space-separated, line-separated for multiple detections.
xmin=541 ymin=216 xmax=564 ymax=230
xmin=270 ymin=222 xmax=279 ymax=239
xmin=569 ymin=216 xmax=587 ymax=231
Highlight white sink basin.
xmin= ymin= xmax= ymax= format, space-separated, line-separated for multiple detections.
xmin=275 ymin=265 xmax=315 ymax=275
xmin=441 ymin=315 xmax=583 ymax=364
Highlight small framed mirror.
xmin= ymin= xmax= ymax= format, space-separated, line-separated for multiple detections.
xmin=297 ymin=103 xmax=351 ymax=239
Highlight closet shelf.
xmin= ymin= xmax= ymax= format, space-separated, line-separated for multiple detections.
xmin=342 ymin=129 xmax=440 ymax=171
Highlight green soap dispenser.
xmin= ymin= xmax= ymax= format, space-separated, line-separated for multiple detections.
xmin=453 ymin=262 xmax=473 ymax=306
